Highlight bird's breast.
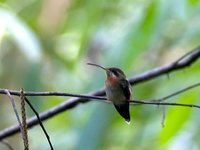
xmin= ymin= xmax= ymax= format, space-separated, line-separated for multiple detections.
xmin=105 ymin=81 xmax=126 ymax=104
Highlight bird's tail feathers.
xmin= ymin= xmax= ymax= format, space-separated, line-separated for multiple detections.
xmin=114 ymin=103 xmax=130 ymax=123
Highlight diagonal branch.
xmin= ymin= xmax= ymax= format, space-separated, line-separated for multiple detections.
xmin=0 ymin=140 xmax=14 ymax=150
xmin=0 ymin=46 xmax=200 ymax=140
xmin=129 ymin=46 xmax=200 ymax=84
xmin=153 ymin=82 xmax=200 ymax=102
xmin=4 ymin=90 xmax=23 ymax=138
xmin=24 ymin=97 xmax=54 ymax=150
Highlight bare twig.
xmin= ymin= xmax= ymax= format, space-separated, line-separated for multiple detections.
xmin=0 ymin=140 xmax=14 ymax=150
xmin=0 ymin=90 xmax=105 ymax=100
xmin=153 ymin=82 xmax=200 ymax=102
xmin=0 ymin=47 xmax=199 ymax=140
xmin=24 ymin=97 xmax=54 ymax=150
xmin=20 ymin=89 xmax=29 ymax=150
xmin=4 ymin=90 xmax=23 ymax=136
xmin=130 ymin=100 xmax=200 ymax=108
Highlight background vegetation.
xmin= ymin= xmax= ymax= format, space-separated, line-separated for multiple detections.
xmin=0 ymin=0 xmax=200 ymax=149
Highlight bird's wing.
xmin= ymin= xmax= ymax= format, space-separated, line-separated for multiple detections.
xmin=119 ymin=79 xmax=132 ymax=100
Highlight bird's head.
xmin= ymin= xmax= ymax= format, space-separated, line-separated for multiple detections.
xmin=87 ymin=63 xmax=126 ymax=80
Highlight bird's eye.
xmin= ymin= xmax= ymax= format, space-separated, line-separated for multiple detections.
xmin=112 ymin=70 xmax=119 ymax=76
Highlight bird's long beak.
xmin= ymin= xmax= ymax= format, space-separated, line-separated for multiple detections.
xmin=87 ymin=63 xmax=107 ymax=71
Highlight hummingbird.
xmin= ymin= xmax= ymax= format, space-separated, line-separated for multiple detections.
xmin=87 ymin=63 xmax=132 ymax=123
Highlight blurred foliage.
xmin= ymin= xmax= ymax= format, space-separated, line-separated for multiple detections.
xmin=0 ymin=0 xmax=200 ymax=149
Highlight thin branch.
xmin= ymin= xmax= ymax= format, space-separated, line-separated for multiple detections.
xmin=154 ymin=82 xmax=200 ymax=102
xmin=24 ymin=97 xmax=54 ymax=150
xmin=0 ymin=46 xmax=200 ymax=140
xmin=0 ymin=90 xmax=105 ymax=100
xmin=4 ymin=90 xmax=23 ymax=136
xmin=129 ymin=100 xmax=200 ymax=108
xmin=0 ymin=140 xmax=14 ymax=150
